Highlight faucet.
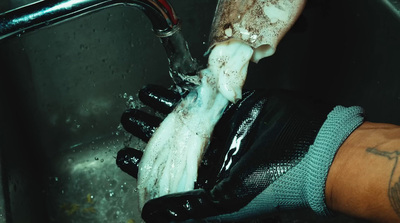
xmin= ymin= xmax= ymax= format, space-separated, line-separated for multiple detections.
xmin=0 ymin=0 xmax=199 ymax=87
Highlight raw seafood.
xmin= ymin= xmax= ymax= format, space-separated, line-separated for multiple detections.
xmin=209 ymin=0 xmax=306 ymax=62
xmin=137 ymin=0 xmax=306 ymax=211
xmin=137 ymin=40 xmax=253 ymax=209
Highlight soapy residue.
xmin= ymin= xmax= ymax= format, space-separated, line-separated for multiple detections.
xmin=137 ymin=40 xmax=253 ymax=209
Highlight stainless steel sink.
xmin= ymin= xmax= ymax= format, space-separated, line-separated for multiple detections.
xmin=0 ymin=0 xmax=399 ymax=222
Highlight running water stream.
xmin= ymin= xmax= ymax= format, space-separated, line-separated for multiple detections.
xmin=137 ymin=40 xmax=253 ymax=209
xmin=137 ymin=0 xmax=306 ymax=210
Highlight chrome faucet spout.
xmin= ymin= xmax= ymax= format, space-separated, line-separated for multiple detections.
xmin=0 ymin=0 xmax=179 ymax=40
xmin=0 ymin=0 xmax=201 ymax=86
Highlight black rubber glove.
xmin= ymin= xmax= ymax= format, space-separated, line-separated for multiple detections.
xmin=117 ymin=85 xmax=363 ymax=222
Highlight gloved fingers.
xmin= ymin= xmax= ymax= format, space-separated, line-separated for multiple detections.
xmin=141 ymin=189 xmax=223 ymax=223
xmin=117 ymin=85 xmax=183 ymax=179
xmin=138 ymin=84 xmax=182 ymax=114
xmin=121 ymin=109 xmax=162 ymax=142
xmin=116 ymin=147 xmax=143 ymax=179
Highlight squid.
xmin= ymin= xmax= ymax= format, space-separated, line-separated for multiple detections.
xmin=137 ymin=41 xmax=253 ymax=209
xmin=136 ymin=0 xmax=306 ymax=210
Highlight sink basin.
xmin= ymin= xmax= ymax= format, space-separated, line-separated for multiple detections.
xmin=0 ymin=0 xmax=399 ymax=222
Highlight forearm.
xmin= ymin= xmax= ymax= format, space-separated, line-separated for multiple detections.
xmin=326 ymin=121 xmax=400 ymax=222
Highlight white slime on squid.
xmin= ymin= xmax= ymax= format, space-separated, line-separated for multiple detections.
xmin=137 ymin=40 xmax=253 ymax=209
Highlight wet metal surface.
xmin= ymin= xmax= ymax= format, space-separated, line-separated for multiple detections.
xmin=0 ymin=0 xmax=399 ymax=222
xmin=0 ymin=0 xmax=180 ymax=40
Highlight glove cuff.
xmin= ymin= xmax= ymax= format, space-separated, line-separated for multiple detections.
xmin=306 ymin=105 xmax=364 ymax=215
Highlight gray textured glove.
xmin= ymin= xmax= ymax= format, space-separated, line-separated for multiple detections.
xmin=117 ymin=85 xmax=364 ymax=222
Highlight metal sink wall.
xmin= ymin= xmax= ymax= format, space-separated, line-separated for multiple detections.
xmin=0 ymin=0 xmax=399 ymax=222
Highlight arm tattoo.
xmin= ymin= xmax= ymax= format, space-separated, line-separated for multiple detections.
xmin=366 ymin=148 xmax=400 ymax=217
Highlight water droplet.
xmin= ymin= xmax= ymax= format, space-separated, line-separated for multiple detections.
xmin=94 ymin=157 xmax=99 ymax=160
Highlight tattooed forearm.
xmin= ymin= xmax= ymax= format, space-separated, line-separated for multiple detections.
xmin=366 ymin=148 xmax=400 ymax=159
xmin=366 ymin=148 xmax=400 ymax=217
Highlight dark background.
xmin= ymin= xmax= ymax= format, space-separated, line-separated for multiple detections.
xmin=0 ymin=0 xmax=399 ymax=222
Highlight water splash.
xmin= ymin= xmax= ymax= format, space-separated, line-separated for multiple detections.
xmin=159 ymin=30 xmax=201 ymax=91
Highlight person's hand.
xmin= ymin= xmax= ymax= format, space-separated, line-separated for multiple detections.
xmin=117 ymin=85 xmax=364 ymax=222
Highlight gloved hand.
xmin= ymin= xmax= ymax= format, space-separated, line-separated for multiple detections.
xmin=117 ymin=85 xmax=364 ymax=223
